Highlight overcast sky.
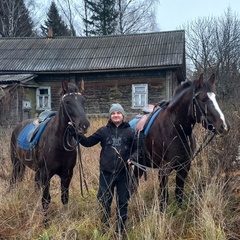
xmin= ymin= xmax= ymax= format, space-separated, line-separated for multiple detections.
xmin=34 ymin=0 xmax=240 ymax=33
xmin=157 ymin=0 xmax=240 ymax=31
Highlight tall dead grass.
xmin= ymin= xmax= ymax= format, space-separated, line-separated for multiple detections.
xmin=0 ymin=113 xmax=240 ymax=240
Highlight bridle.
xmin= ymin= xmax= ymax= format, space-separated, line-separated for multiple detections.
xmin=62 ymin=92 xmax=83 ymax=128
xmin=192 ymin=91 xmax=215 ymax=132
xmin=61 ymin=92 xmax=83 ymax=151
xmin=191 ymin=90 xmax=216 ymax=159
xmin=130 ymin=89 xmax=217 ymax=174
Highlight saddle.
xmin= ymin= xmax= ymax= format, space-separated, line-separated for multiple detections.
xmin=17 ymin=110 xmax=56 ymax=151
xmin=130 ymin=100 xmax=169 ymax=179
xmin=133 ymin=100 xmax=169 ymax=136
xmin=28 ymin=110 xmax=57 ymax=142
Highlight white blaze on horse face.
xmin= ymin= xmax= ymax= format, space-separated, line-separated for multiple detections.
xmin=207 ymin=92 xmax=228 ymax=130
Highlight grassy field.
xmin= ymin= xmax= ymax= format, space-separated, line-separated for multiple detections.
xmin=0 ymin=114 xmax=240 ymax=240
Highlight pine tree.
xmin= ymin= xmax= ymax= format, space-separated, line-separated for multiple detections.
xmin=0 ymin=0 xmax=34 ymax=37
xmin=40 ymin=1 xmax=72 ymax=37
xmin=83 ymin=0 xmax=118 ymax=36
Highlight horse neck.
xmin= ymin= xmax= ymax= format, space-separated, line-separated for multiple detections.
xmin=168 ymin=91 xmax=195 ymax=136
xmin=56 ymin=104 xmax=69 ymax=132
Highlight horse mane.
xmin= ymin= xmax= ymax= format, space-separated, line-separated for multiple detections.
xmin=173 ymin=81 xmax=193 ymax=96
xmin=168 ymin=80 xmax=195 ymax=109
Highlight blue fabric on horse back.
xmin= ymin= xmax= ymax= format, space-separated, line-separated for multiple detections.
xmin=17 ymin=118 xmax=51 ymax=150
xmin=144 ymin=108 xmax=161 ymax=137
xmin=129 ymin=117 xmax=140 ymax=129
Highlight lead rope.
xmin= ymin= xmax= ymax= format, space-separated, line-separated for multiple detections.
xmin=77 ymin=142 xmax=89 ymax=198
xmin=130 ymin=94 xmax=217 ymax=175
xmin=61 ymin=93 xmax=89 ymax=197
xmin=191 ymin=131 xmax=215 ymax=160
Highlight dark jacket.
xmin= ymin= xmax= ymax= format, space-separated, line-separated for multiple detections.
xmin=79 ymin=120 xmax=136 ymax=173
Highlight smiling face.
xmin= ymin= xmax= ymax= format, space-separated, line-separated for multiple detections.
xmin=110 ymin=111 xmax=124 ymax=127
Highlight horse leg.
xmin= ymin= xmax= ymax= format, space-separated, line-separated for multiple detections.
xmin=34 ymin=170 xmax=41 ymax=192
xmin=42 ymin=183 xmax=51 ymax=226
xmin=175 ymin=164 xmax=190 ymax=208
xmin=158 ymin=174 xmax=169 ymax=212
xmin=60 ymin=170 xmax=73 ymax=205
xmin=10 ymin=146 xmax=26 ymax=187
xmin=40 ymin=168 xmax=52 ymax=226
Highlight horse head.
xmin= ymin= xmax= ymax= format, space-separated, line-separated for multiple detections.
xmin=193 ymin=73 xmax=229 ymax=136
xmin=61 ymin=81 xmax=90 ymax=134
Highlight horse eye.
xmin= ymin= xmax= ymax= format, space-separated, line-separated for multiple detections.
xmin=64 ymin=99 xmax=71 ymax=104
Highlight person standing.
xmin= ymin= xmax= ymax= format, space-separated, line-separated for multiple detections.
xmin=78 ymin=103 xmax=136 ymax=237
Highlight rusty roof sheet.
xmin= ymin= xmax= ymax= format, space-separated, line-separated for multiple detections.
xmin=0 ymin=31 xmax=185 ymax=73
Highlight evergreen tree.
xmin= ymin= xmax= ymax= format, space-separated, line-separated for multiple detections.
xmin=83 ymin=0 xmax=118 ymax=36
xmin=40 ymin=1 xmax=72 ymax=37
xmin=0 ymin=0 xmax=34 ymax=37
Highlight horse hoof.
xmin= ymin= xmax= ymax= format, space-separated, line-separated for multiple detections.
xmin=43 ymin=218 xmax=50 ymax=228
xmin=66 ymin=229 xmax=78 ymax=239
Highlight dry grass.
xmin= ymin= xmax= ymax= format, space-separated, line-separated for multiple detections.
xmin=0 ymin=113 xmax=240 ymax=240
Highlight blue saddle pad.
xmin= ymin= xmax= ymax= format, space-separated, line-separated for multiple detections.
xmin=17 ymin=118 xmax=51 ymax=150
xmin=129 ymin=117 xmax=141 ymax=129
xmin=143 ymin=108 xmax=161 ymax=136
xmin=129 ymin=109 xmax=162 ymax=137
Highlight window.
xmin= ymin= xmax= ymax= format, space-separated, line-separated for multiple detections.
xmin=36 ymin=87 xmax=51 ymax=110
xmin=132 ymin=84 xmax=148 ymax=109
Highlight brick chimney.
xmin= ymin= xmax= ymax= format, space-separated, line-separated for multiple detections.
xmin=48 ymin=26 xmax=53 ymax=38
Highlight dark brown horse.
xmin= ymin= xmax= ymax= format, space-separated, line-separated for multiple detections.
xmin=132 ymin=73 xmax=229 ymax=211
xmin=10 ymin=81 xmax=90 ymax=224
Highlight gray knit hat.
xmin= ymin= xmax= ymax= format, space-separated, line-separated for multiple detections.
xmin=109 ymin=103 xmax=125 ymax=116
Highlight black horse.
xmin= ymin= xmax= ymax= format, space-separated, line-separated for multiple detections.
xmin=10 ymin=81 xmax=90 ymax=224
xmin=132 ymin=73 xmax=229 ymax=211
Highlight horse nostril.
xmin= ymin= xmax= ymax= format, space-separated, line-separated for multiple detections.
xmin=207 ymin=124 xmax=215 ymax=131
xmin=221 ymin=124 xmax=228 ymax=132
xmin=80 ymin=123 xmax=89 ymax=131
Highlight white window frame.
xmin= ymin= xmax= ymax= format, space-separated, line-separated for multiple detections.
xmin=36 ymin=87 xmax=51 ymax=110
xmin=132 ymin=84 xmax=148 ymax=109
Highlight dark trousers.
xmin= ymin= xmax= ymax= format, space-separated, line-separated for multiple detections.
xmin=97 ymin=170 xmax=130 ymax=231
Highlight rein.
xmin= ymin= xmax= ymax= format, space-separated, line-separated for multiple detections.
xmin=192 ymin=131 xmax=215 ymax=160
xmin=130 ymin=90 xmax=217 ymax=175
xmin=131 ymin=130 xmax=215 ymax=176
xmin=77 ymin=143 xmax=89 ymax=198
xmin=62 ymin=92 xmax=82 ymax=151
xmin=61 ymin=92 xmax=89 ymax=197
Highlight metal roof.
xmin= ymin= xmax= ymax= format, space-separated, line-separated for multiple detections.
xmin=0 ymin=74 xmax=35 ymax=83
xmin=0 ymin=31 xmax=185 ymax=73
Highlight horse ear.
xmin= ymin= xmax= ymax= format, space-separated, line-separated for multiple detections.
xmin=79 ymin=79 xmax=85 ymax=93
xmin=208 ymin=73 xmax=215 ymax=85
xmin=197 ymin=73 xmax=204 ymax=87
xmin=62 ymin=81 xmax=68 ymax=93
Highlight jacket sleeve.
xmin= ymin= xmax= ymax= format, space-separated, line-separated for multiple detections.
xmin=78 ymin=128 xmax=102 ymax=147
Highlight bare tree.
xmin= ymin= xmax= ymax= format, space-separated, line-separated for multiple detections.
xmin=56 ymin=0 xmax=77 ymax=36
xmin=0 ymin=0 xmax=34 ymax=37
xmin=51 ymin=0 xmax=159 ymax=36
xmin=116 ymin=0 xmax=159 ymax=34
xmin=184 ymin=8 xmax=240 ymax=101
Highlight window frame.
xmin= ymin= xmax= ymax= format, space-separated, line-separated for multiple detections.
xmin=132 ymin=84 xmax=148 ymax=109
xmin=36 ymin=86 xmax=51 ymax=111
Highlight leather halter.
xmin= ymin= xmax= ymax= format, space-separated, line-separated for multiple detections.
xmin=192 ymin=91 xmax=215 ymax=131
xmin=62 ymin=92 xmax=82 ymax=127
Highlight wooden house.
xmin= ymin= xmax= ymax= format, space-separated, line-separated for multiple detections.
xmin=0 ymin=30 xmax=186 ymax=125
